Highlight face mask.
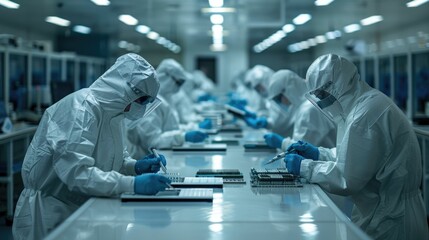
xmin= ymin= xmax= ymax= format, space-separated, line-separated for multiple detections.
xmin=273 ymin=94 xmax=290 ymax=113
xmin=124 ymin=102 xmax=146 ymax=120
xmin=256 ymin=84 xmax=268 ymax=98
xmin=323 ymin=100 xmax=344 ymax=123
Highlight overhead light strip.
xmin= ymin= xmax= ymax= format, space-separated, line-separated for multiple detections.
xmin=360 ymin=15 xmax=383 ymax=26
xmin=91 ymin=0 xmax=110 ymax=6
xmin=406 ymin=0 xmax=429 ymax=7
xmin=293 ymin=14 xmax=312 ymax=25
xmin=45 ymin=16 xmax=70 ymax=27
xmin=73 ymin=25 xmax=91 ymax=34
xmin=201 ymin=7 xmax=236 ymax=13
xmin=315 ymin=0 xmax=334 ymax=6
xmin=209 ymin=0 xmax=223 ymax=8
xmin=0 ymin=0 xmax=19 ymax=9
xmin=118 ymin=14 xmax=138 ymax=26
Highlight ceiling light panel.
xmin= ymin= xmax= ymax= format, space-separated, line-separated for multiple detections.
xmin=118 ymin=15 xmax=138 ymax=26
xmin=0 ymin=0 xmax=19 ymax=9
xmin=45 ymin=16 xmax=70 ymax=27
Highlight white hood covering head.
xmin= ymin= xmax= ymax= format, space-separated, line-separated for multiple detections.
xmin=305 ymin=54 xmax=360 ymax=109
xmin=192 ymin=70 xmax=215 ymax=92
xmin=156 ymin=59 xmax=187 ymax=97
xmin=89 ymin=53 xmax=159 ymax=115
xmin=268 ymin=69 xmax=307 ymax=106
xmin=244 ymin=65 xmax=274 ymax=90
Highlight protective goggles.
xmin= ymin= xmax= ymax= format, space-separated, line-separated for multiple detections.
xmin=171 ymin=75 xmax=186 ymax=87
xmin=304 ymin=81 xmax=337 ymax=109
xmin=127 ymin=81 xmax=162 ymax=118
xmin=135 ymin=95 xmax=162 ymax=118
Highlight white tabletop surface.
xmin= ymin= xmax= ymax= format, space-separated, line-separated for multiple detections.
xmin=45 ymin=130 xmax=371 ymax=240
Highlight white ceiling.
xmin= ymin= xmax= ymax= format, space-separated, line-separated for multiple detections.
xmin=0 ymin=0 xmax=428 ymax=53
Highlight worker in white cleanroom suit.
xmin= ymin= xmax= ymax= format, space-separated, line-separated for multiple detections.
xmin=263 ymin=69 xmax=336 ymax=150
xmin=125 ymin=59 xmax=208 ymax=158
xmin=12 ymin=53 xmax=171 ymax=240
xmin=284 ymin=54 xmax=428 ymax=240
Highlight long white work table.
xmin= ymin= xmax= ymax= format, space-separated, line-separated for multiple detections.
xmin=46 ymin=130 xmax=370 ymax=240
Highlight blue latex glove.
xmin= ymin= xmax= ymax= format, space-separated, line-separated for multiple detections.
xmin=256 ymin=117 xmax=268 ymax=128
xmin=229 ymin=102 xmax=256 ymax=119
xmin=244 ymin=117 xmax=259 ymax=129
xmin=287 ymin=140 xmax=320 ymax=160
xmin=134 ymin=173 xmax=172 ymax=195
xmin=135 ymin=153 xmax=167 ymax=174
xmin=245 ymin=117 xmax=267 ymax=129
xmin=228 ymin=98 xmax=247 ymax=108
xmin=185 ymin=131 xmax=208 ymax=143
xmin=284 ymin=154 xmax=305 ymax=176
xmin=197 ymin=93 xmax=217 ymax=102
xmin=264 ymin=133 xmax=284 ymax=149
xmin=243 ymin=109 xmax=257 ymax=119
xmin=198 ymin=118 xmax=212 ymax=129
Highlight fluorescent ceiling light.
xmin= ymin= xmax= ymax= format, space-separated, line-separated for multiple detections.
xmin=162 ymin=39 xmax=171 ymax=47
xmin=360 ymin=15 xmax=383 ymax=26
xmin=118 ymin=15 xmax=138 ymax=26
xmin=293 ymin=14 xmax=312 ymax=25
xmin=282 ymin=24 xmax=295 ymax=33
xmin=0 ymin=0 xmax=19 ymax=9
xmin=213 ymin=36 xmax=223 ymax=45
xmin=147 ymin=31 xmax=159 ymax=40
xmin=201 ymin=7 xmax=236 ymax=13
xmin=288 ymin=44 xmax=301 ymax=53
xmin=171 ymin=45 xmax=181 ymax=53
xmin=299 ymin=41 xmax=309 ymax=49
xmin=212 ymin=24 xmax=223 ymax=33
xmin=315 ymin=0 xmax=334 ymax=6
xmin=118 ymin=41 xmax=128 ymax=48
xmin=344 ymin=24 xmax=361 ymax=33
xmin=325 ymin=30 xmax=341 ymax=39
xmin=136 ymin=25 xmax=151 ymax=34
xmin=406 ymin=0 xmax=429 ymax=7
xmin=45 ymin=16 xmax=70 ymax=27
xmin=73 ymin=25 xmax=91 ymax=34
xmin=91 ymin=0 xmax=110 ymax=6
xmin=307 ymin=38 xmax=317 ymax=47
xmin=315 ymin=35 xmax=327 ymax=43
xmin=209 ymin=0 xmax=223 ymax=8
xmin=210 ymin=14 xmax=224 ymax=24
xmin=271 ymin=31 xmax=286 ymax=41
xmin=210 ymin=44 xmax=227 ymax=52
xmin=156 ymin=37 xmax=167 ymax=45
xmin=253 ymin=46 xmax=262 ymax=53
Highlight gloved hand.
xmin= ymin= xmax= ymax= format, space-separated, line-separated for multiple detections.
xmin=245 ymin=117 xmax=268 ymax=129
xmin=185 ymin=130 xmax=208 ymax=143
xmin=264 ymin=133 xmax=284 ymax=149
xmin=243 ymin=109 xmax=257 ymax=119
xmin=197 ymin=93 xmax=217 ymax=102
xmin=286 ymin=140 xmax=319 ymax=160
xmin=198 ymin=118 xmax=212 ymax=129
xmin=256 ymin=117 xmax=268 ymax=128
xmin=228 ymin=98 xmax=247 ymax=108
xmin=284 ymin=154 xmax=305 ymax=175
xmin=134 ymin=173 xmax=172 ymax=195
xmin=135 ymin=153 xmax=167 ymax=174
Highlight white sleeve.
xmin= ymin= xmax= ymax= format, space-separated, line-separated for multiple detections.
xmin=121 ymin=149 xmax=137 ymax=176
xmin=281 ymin=137 xmax=295 ymax=151
xmin=51 ymin=111 xmax=134 ymax=196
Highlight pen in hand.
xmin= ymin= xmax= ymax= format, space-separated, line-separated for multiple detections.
xmin=265 ymin=149 xmax=297 ymax=165
xmin=150 ymin=148 xmax=167 ymax=174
